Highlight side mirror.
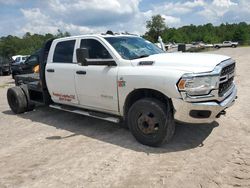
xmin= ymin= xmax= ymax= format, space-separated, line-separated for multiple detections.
xmin=76 ymin=48 xmax=89 ymax=66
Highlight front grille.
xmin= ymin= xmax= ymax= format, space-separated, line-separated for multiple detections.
xmin=220 ymin=63 xmax=235 ymax=76
xmin=219 ymin=63 xmax=235 ymax=97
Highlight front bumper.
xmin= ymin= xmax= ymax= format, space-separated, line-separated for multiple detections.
xmin=172 ymin=86 xmax=237 ymax=124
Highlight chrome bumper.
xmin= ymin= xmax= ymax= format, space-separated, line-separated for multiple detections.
xmin=172 ymin=86 xmax=237 ymax=124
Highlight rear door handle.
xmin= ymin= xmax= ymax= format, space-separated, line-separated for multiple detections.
xmin=47 ymin=69 xmax=55 ymax=73
xmin=76 ymin=70 xmax=86 ymax=75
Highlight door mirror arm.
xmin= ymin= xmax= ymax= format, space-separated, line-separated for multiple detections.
xmin=106 ymin=60 xmax=117 ymax=66
xmin=76 ymin=48 xmax=89 ymax=66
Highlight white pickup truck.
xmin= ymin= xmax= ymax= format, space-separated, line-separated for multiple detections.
xmin=214 ymin=41 xmax=238 ymax=48
xmin=7 ymin=33 xmax=237 ymax=146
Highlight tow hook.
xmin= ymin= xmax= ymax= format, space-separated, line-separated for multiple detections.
xmin=216 ymin=110 xmax=226 ymax=118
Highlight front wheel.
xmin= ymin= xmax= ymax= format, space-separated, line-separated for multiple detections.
xmin=128 ymin=98 xmax=175 ymax=147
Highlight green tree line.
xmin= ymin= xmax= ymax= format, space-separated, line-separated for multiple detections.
xmin=144 ymin=15 xmax=250 ymax=45
xmin=1 ymin=15 xmax=249 ymax=58
xmin=0 ymin=30 xmax=70 ymax=58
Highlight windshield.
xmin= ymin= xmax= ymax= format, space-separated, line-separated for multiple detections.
xmin=15 ymin=57 xmax=21 ymax=62
xmin=105 ymin=36 xmax=164 ymax=60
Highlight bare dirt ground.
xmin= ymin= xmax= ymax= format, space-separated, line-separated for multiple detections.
xmin=0 ymin=47 xmax=250 ymax=188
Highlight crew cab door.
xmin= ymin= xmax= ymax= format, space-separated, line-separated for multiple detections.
xmin=74 ymin=38 xmax=119 ymax=113
xmin=46 ymin=39 xmax=78 ymax=104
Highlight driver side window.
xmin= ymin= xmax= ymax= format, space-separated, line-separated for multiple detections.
xmin=80 ymin=39 xmax=112 ymax=59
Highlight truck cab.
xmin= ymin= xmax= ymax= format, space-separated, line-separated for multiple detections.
xmin=45 ymin=36 xmax=120 ymax=113
xmin=7 ymin=33 xmax=237 ymax=147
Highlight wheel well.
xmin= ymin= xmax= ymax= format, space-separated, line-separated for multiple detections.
xmin=123 ymin=89 xmax=173 ymax=117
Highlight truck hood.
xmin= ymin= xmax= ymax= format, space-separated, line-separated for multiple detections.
xmin=131 ymin=53 xmax=230 ymax=73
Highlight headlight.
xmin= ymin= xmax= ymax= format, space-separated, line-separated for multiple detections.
xmin=177 ymin=74 xmax=219 ymax=96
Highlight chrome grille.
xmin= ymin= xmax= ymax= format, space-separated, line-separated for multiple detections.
xmin=219 ymin=63 xmax=235 ymax=97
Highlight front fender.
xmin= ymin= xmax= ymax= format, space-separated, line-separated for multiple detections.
xmin=117 ymin=66 xmax=186 ymax=115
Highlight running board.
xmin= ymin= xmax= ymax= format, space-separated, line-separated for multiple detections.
xmin=49 ymin=104 xmax=120 ymax=123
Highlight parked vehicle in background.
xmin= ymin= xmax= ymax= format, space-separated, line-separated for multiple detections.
xmin=204 ymin=43 xmax=214 ymax=48
xmin=11 ymin=51 xmax=40 ymax=78
xmin=0 ymin=56 xmax=11 ymax=76
xmin=12 ymin=55 xmax=20 ymax=63
xmin=191 ymin=41 xmax=205 ymax=48
xmin=7 ymin=33 xmax=237 ymax=147
xmin=214 ymin=41 xmax=238 ymax=48
xmin=155 ymin=42 xmax=175 ymax=51
xmin=12 ymin=55 xmax=29 ymax=65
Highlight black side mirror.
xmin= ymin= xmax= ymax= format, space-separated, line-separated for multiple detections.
xmin=76 ymin=48 xmax=89 ymax=66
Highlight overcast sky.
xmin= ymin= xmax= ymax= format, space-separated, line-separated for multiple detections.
xmin=0 ymin=0 xmax=249 ymax=37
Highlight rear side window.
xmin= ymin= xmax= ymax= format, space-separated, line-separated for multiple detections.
xmin=53 ymin=40 xmax=76 ymax=63
xmin=80 ymin=39 xmax=112 ymax=59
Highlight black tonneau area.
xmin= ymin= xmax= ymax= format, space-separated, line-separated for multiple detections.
xmin=15 ymin=73 xmax=40 ymax=86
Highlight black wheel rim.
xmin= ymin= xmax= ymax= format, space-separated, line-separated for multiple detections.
xmin=137 ymin=112 xmax=160 ymax=135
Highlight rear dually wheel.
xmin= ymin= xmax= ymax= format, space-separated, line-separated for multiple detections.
xmin=7 ymin=86 xmax=28 ymax=114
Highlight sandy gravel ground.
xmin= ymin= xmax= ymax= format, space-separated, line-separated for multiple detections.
xmin=0 ymin=47 xmax=250 ymax=188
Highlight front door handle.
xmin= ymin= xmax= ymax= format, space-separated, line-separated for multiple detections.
xmin=47 ymin=69 xmax=55 ymax=73
xmin=76 ymin=70 xmax=86 ymax=75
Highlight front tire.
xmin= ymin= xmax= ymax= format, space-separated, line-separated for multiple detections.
xmin=128 ymin=98 xmax=175 ymax=147
xmin=7 ymin=86 xmax=28 ymax=114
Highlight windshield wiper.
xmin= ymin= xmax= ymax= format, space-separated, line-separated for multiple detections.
xmin=131 ymin=54 xmax=150 ymax=60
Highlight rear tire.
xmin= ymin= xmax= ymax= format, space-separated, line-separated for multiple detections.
xmin=128 ymin=98 xmax=175 ymax=147
xmin=7 ymin=87 xmax=28 ymax=114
